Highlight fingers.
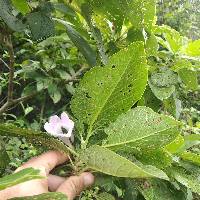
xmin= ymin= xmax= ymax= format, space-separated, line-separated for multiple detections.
xmin=16 ymin=151 xmax=68 ymax=175
xmin=48 ymin=175 xmax=65 ymax=191
xmin=57 ymin=172 xmax=94 ymax=200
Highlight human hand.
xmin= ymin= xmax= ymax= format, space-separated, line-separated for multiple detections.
xmin=0 ymin=151 xmax=94 ymax=200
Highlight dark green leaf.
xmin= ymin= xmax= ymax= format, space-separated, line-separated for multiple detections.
xmin=55 ymin=19 xmax=96 ymax=67
xmin=0 ymin=0 xmax=25 ymax=31
xmin=26 ymin=11 xmax=55 ymax=41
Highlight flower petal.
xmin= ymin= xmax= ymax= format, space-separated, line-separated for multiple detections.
xmin=60 ymin=112 xmax=74 ymax=134
xmin=44 ymin=122 xmax=55 ymax=135
xmin=49 ymin=115 xmax=60 ymax=125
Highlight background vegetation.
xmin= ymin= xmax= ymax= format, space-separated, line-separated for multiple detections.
xmin=0 ymin=0 xmax=200 ymax=199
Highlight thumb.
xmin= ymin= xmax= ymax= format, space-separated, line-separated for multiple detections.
xmin=56 ymin=172 xmax=94 ymax=200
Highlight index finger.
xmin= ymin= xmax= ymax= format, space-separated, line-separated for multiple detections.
xmin=15 ymin=151 xmax=68 ymax=175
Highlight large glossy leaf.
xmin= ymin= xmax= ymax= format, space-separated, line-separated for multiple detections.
xmin=0 ymin=168 xmax=43 ymax=190
xmin=0 ymin=124 xmax=71 ymax=155
xmin=10 ymin=192 xmax=68 ymax=200
xmin=71 ymin=42 xmax=148 ymax=137
xmin=80 ymin=145 xmax=169 ymax=180
xmin=55 ymin=19 xmax=96 ymax=67
xmin=104 ymin=107 xmax=180 ymax=151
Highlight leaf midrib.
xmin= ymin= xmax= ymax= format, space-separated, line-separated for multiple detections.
xmin=88 ymin=46 xmax=144 ymax=134
xmin=83 ymin=146 xmax=165 ymax=179
xmin=103 ymin=124 xmax=179 ymax=148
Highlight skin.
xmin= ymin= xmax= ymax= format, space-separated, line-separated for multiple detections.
xmin=0 ymin=151 xmax=94 ymax=200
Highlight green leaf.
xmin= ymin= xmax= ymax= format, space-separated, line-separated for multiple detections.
xmin=124 ymin=179 xmax=139 ymax=200
xmin=184 ymin=134 xmax=200 ymax=150
xmin=163 ymin=96 xmax=182 ymax=119
xmin=71 ymin=42 xmax=148 ymax=137
xmin=138 ymin=179 xmax=186 ymax=200
xmin=55 ymin=19 xmax=96 ymax=67
xmin=150 ymin=68 xmax=178 ymax=88
xmin=0 ymin=0 xmax=26 ymax=31
xmin=0 ymin=168 xmax=43 ymax=190
xmin=26 ymin=7 xmax=55 ymax=41
xmin=104 ymin=107 xmax=180 ymax=151
xmin=135 ymin=149 xmax=172 ymax=169
xmin=170 ymin=167 xmax=200 ymax=195
xmin=171 ymin=59 xmax=193 ymax=72
xmin=178 ymin=69 xmax=198 ymax=91
xmin=88 ymin=0 xmax=156 ymax=32
xmin=165 ymin=135 xmax=185 ymax=154
xmin=26 ymin=11 xmax=55 ymax=41
xmin=80 ymin=145 xmax=169 ymax=180
xmin=0 ymin=140 xmax=10 ymax=175
xmin=146 ymin=34 xmax=158 ymax=57
xmin=95 ymin=192 xmax=115 ymax=200
xmin=149 ymin=80 xmax=175 ymax=100
xmin=53 ymin=3 xmax=76 ymax=17
xmin=180 ymin=152 xmax=200 ymax=166
xmin=81 ymin=3 xmax=108 ymax=65
xmin=154 ymin=25 xmax=186 ymax=54
xmin=182 ymin=39 xmax=200 ymax=57
xmin=10 ymin=192 xmax=68 ymax=200
xmin=48 ymin=84 xmax=61 ymax=104
xmin=11 ymin=0 xmax=30 ymax=15
xmin=137 ymin=86 xmax=161 ymax=112
xmin=0 ymin=124 xmax=71 ymax=155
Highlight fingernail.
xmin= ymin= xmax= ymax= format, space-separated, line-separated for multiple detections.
xmin=83 ymin=173 xmax=94 ymax=187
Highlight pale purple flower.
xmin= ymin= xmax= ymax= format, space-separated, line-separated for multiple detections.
xmin=44 ymin=112 xmax=74 ymax=146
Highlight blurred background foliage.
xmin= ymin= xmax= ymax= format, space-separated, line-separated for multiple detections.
xmin=0 ymin=0 xmax=199 ymax=199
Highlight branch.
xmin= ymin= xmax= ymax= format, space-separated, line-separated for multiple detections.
xmin=0 ymin=92 xmax=39 ymax=115
xmin=5 ymin=35 xmax=15 ymax=102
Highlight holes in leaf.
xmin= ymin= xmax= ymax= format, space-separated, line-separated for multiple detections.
xmin=97 ymin=81 xmax=103 ymax=86
xmin=85 ymin=92 xmax=91 ymax=99
xmin=127 ymin=73 xmax=132 ymax=78
xmin=112 ymin=65 xmax=116 ymax=69
xmin=128 ymin=84 xmax=133 ymax=88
